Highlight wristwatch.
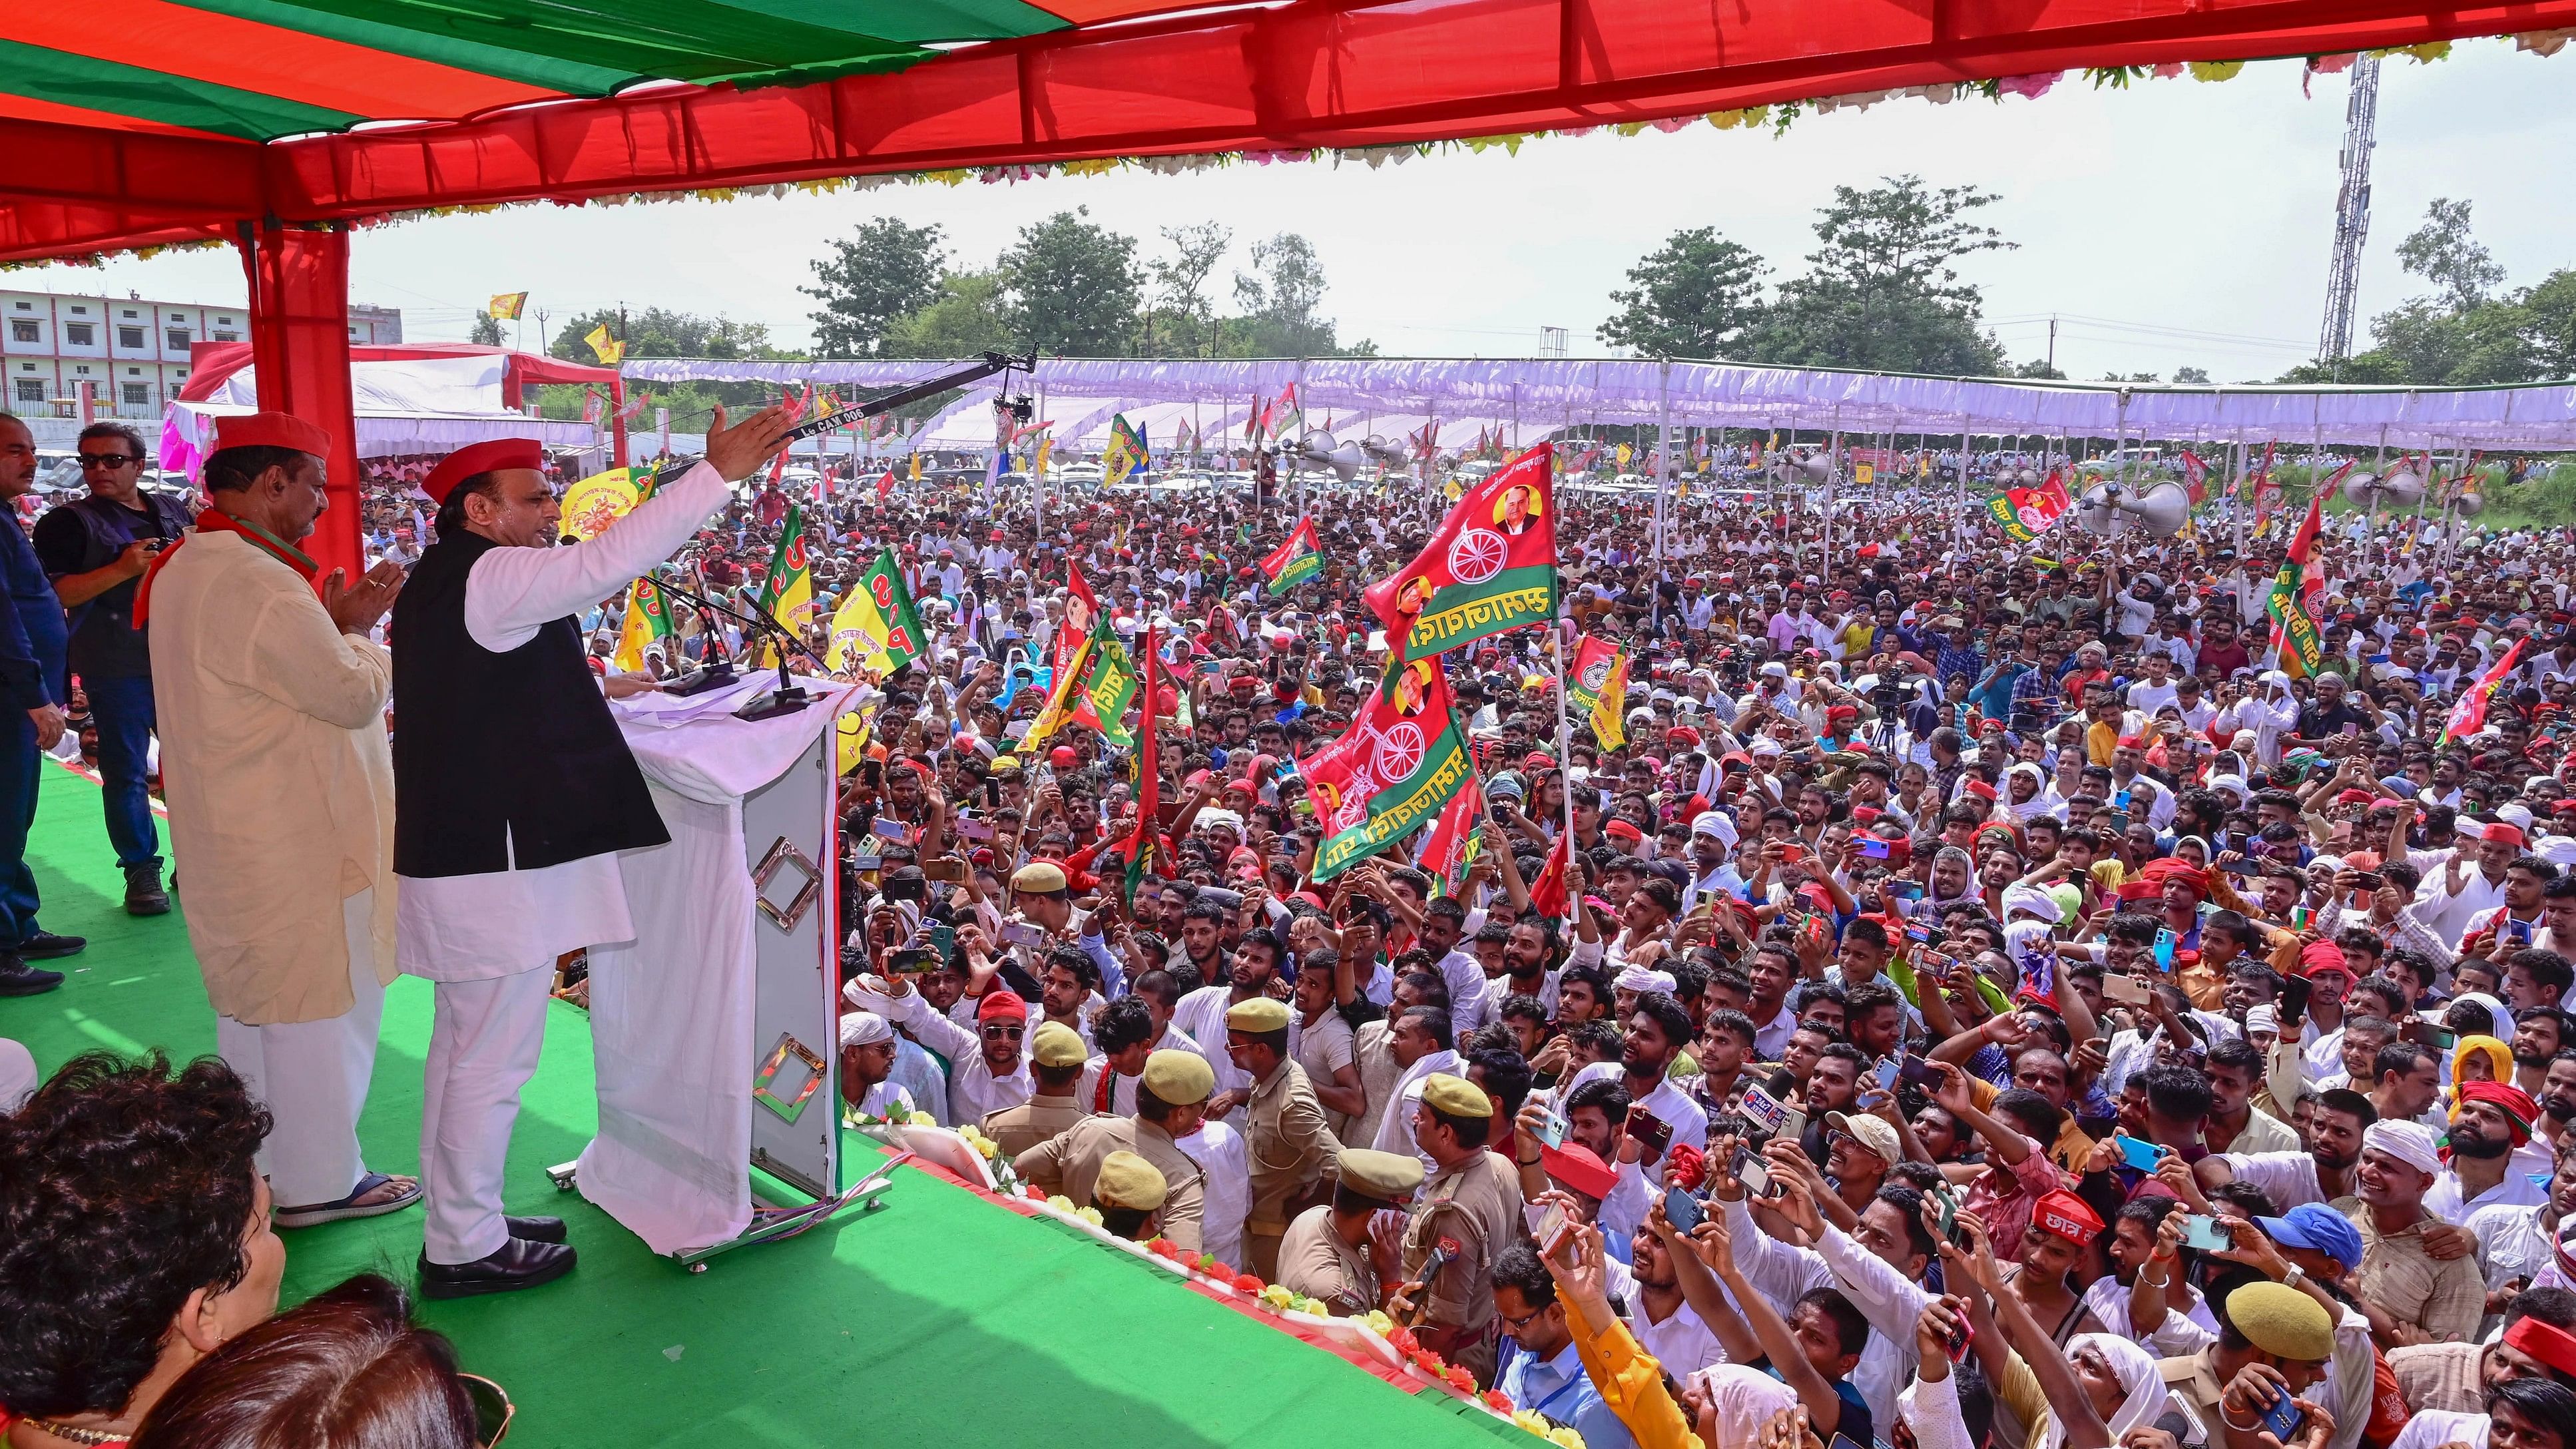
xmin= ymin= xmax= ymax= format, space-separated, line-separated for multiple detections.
xmin=2282 ymin=1264 xmax=2307 ymax=1292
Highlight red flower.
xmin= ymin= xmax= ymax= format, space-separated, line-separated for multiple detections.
xmin=1388 ymin=1327 xmax=1421 ymax=1356
xmin=1481 ymin=1390 xmax=1513 ymax=1412
xmin=1443 ymin=1366 xmax=1476 ymax=1394
xmin=1025 ymin=1185 xmax=1048 ymax=1201
xmin=1232 ymin=1273 xmax=1263 ymax=1292
xmin=1207 ymin=1262 xmax=1238 ymax=1281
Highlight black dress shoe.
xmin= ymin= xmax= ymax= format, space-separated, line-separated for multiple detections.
xmin=505 ymin=1215 xmax=568 ymax=1243
xmin=417 ymin=1238 xmax=576 ymax=1299
xmin=20 ymin=932 xmax=85 ymax=960
xmin=0 ymin=956 xmax=63 ymax=996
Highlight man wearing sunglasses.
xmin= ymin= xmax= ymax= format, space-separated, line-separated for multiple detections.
xmin=33 ymin=421 xmax=192 ymax=916
xmin=0 ymin=413 xmax=73 ymax=998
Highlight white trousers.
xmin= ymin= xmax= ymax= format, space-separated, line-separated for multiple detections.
xmin=213 ymin=890 xmax=384 ymax=1209
xmin=420 ymin=964 xmax=553 ymax=1265
xmin=0 ymin=1036 xmax=36 ymax=1115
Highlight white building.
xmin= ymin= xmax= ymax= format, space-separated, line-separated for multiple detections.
xmin=1 ymin=288 xmax=402 ymax=424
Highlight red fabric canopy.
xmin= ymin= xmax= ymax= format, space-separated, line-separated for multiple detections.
xmin=176 ymin=342 xmax=624 ymax=411
xmin=6 ymin=0 xmax=2573 ymax=266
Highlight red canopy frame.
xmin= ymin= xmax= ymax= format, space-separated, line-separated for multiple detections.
xmin=9 ymin=0 xmax=2566 ymax=568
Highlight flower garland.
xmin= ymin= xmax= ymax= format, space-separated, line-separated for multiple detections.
xmin=7 ymin=31 xmax=2569 ymax=274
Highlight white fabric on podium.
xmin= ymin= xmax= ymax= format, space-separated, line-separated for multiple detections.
xmin=575 ymin=680 xmax=856 ymax=1255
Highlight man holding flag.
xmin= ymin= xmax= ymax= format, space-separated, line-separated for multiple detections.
xmin=390 ymin=405 xmax=794 ymax=1299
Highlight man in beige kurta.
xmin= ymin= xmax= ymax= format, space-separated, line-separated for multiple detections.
xmin=142 ymin=410 xmax=412 ymax=1224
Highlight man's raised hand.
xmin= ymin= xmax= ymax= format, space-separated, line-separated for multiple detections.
xmin=704 ymin=403 xmax=798 ymax=483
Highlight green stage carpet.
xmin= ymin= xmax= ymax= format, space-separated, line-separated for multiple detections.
xmin=6 ymin=768 xmax=1519 ymax=1448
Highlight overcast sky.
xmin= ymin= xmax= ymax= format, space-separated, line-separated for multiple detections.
xmin=24 ymin=42 xmax=2575 ymax=382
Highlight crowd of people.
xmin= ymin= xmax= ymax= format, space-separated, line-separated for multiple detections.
xmin=8 ymin=393 xmax=2576 ymax=1449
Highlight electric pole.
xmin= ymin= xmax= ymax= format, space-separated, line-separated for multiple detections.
xmin=2318 ymin=54 xmax=2382 ymax=376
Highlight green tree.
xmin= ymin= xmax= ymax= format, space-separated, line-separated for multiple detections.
xmin=2395 ymin=198 xmax=2505 ymax=316
xmin=547 ymin=307 xmax=776 ymax=362
xmin=1597 ymin=226 xmax=1768 ymax=358
xmin=1001 ymin=207 xmax=1140 ymax=355
xmin=804 ymin=218 xmax=947 ymax=357
xmin=882 ymin=270 xmax=1017 ymax=358
xmin=2011 ymin=358 xmax=2067 ymax=379
xmin=2520 ymin=268 xmax=2576 ymax=378
xmin=1745 ymin=176 xmax=2013 ymax=375
xmin=470 ymin=310 xmax=504 ymax=346
xmin=1142 ymin=222 xmax=1230 ymax=358
xmin=2173 ymin=366 xmax=2211 ymax=384
xmin=1223 ymin=232 xmax=1372 ymax=356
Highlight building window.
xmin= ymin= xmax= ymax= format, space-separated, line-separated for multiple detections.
xmin=211 ymin=330 xmax=238 ymax=343
xmin=7 ymin=320 xmax=34 ymax=344
xmin=166 ymin=328 xmax=189 ymax=350
xmin=9 ymin=302 xmax=28 ymax=310
xmin=67 ymin=305 xmax=87 ymax=315
xmin=12 ymin=380 xmax=41 ymax=404
xmin=121 ymin=383 xmax=150 ymax=406
xmin=72 ymin=365 xmax=89 ymax=376
xmin=63 ymin=323 xmax=93 ymax=346
xmin=118 ymin=326 xmax=145 ymax=348
xmin=120 ymin=309 xmax=137 ymax=319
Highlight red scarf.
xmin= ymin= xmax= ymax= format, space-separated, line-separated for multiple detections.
xmin=132 ymin=509 xmax=322 ymax=627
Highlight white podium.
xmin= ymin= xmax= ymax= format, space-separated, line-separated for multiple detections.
xmin=555 ymin=675 xmax=892 ymax=1269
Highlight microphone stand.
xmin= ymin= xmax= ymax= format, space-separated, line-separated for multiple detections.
xmin=658 ymin=554 xmax=740 ymax=698
xmin=656 ymin=575 xmax=815 ymax=721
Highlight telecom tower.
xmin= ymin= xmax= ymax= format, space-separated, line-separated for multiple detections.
xmin=2317 ymin=53 xmax=2382 ymax=371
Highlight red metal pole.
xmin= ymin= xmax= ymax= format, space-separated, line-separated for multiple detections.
xmin=237 ymin=220 xmax=362 ymax=582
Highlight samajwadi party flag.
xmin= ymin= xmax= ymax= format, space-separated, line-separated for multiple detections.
xmin=2179 ymin=447 xmax=2212 ymax=506
xmin=2266 ymin=493 xmax=2330 ymax=678
xmin=2444 ymin=637 xmax=2528 ymax=744
xmin=1260 ymin=518 xmax=1323 ymax=595
xmin=1308 ymin=659 xmax=1475 ymax=882
xmin=1363 ymin=441 xmax=1559 ymax=664
xmin=611 ymin=577 xmax=673 ymax=673
xmin=1068 ymin=625 xmax=1144 ymax=748
xmin=827 ymin=546 xmax=926 ymax=675
xmin=1416 ymin=772 xmax=1487 ymax=898
xmin=1984 ymin=469 xmax=2072 ymax=545
xmin=488 ymin=292 xmax=529 ymax=321
xmin=1055 ymin=561 xmax=1100 ymax=678
xmin=559 ymin=467 xmax=639 ymax=541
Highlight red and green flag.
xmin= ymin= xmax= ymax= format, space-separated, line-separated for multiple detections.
xmin=1306 ymin=654 xmax=1476 ymax=882
xmin=1363 ymin=441 xmax=1559 ymax=665
xmin=1984 ymin=468 xmax=2071 ymax=545
xmin=2445 ymin=637 xmax=2528 ymax=744
xmin=1260 ymin=517 xmax=1323 ymax=595
xmin=1104 ymin=414 xmax=1151 ymax=486
xmin=1416 ymin=772 xmax=1487 ymax=898
xmin=2266 ymin=490 xmax=2332 ymax=679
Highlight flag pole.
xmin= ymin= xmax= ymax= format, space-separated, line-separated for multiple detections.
xmin=1553 ymin=622 xmax=1577 ymax=927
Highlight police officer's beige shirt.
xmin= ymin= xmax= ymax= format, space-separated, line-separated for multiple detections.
xmin=1244 ymin=1059 xmax=1342 ymax=1234
xmin=1278 ymin=1204 xmax=1376 ymax=1316
xmin=980 ymin=1093 xmax=1086 ymax=1159
xmin=1014 ymin=1115 xmax=1207 ymax=1251
xmin=1402 ymin=1149 xmax=1525 ymax=1334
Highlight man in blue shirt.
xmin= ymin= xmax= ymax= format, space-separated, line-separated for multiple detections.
xmin=1492 ymin=1242 xmax=1638 ymax=1449
xmin=0 ymin=414 xmax=80 ymax=996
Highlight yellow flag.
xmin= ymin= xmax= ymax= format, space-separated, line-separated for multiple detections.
xmin=836 ymin=709 xmax=874 ymax=776
xmin=488 ymin=292 xmax=528 ymax=321
xmin=1615 ymin=442 xmax=1633 ymax=467
xmin=584 ymin=322 xmax=625 ymax=366
xmin=611 ymin=578 xmax=673 ymax=673
xmin=559 ymin=467 xmax=639 ymax=540
xmin=1033 ymin=435 xmax=1053 ymax=478
xmin=1590 ymin=647 xmax=1630 ymax=750
xmin=909 ymin=453 xmax=923 ymax=481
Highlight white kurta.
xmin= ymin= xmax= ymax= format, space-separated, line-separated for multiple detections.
xmin=397 ymin=462 xmax=728 ymax=981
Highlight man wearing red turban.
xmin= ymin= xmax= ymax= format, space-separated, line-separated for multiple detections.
xmin=2439 ymin=1080 xmax=2547 ymax=1220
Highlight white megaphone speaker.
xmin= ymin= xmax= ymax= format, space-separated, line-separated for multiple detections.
xmin=1360 ymin=434 xmax=1407 ymax=467
xmin=2455 ymin=487 xmax=2487 ymax=518
xmin=1290 ymin=431 xmax=1364 ymax=483
xmin=2341 ymin=467 xmax=2427 ymax=508
xmin=2077 ymin=479 xmax=2190 ymax=538
xmin=2015 ymin=466 xmax=2041 ymax=487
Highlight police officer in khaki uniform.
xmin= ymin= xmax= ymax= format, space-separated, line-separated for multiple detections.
xmin=2154 ymin=1280 xmax=2335 ymax=1447
xmin=981 ymin=1020 xmax=1089 ymax=1157
xmin=1226 ymin=996 xmax=1342 ymax=1281
xmin=1397 ymin=1073 xmax=1524 ymax=1388
xmin=1014 ymin=1049 xmax=1213 ymax=1251
xmin=1091 ymin=1149 xmax=1167 ymax=1243
xmin=1279 ymin=1147 xmax=1421 ymax=1316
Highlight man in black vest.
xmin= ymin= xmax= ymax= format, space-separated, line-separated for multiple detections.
xmin=394 ymin=405 xmax=790 ymax=1298
xmin=33 ymin=420 xmax=190 ymax=914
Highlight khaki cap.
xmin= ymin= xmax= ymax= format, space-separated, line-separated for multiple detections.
xmin=1336 ymin=1147 xmax=1425 ymax=1203
xmin=1094 ymin=1150 xmax=1168 ymax=1211
xmin=1226 ymin=997 xmax=1291 ymax=1031
xmin=1419 ymin=1073 xmax=1491 ymax=1119
xmin=1142 ymin=1048 xmax=1214 ymax=1105
xmin=1030 ymin=1020 xmax=1087 ymax=1068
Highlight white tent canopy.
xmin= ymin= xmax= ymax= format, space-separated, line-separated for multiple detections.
xmin=166 ymin=353 xmax=596 ymax=466
xmin=625 ymin=356 xmax=2576 ymax=451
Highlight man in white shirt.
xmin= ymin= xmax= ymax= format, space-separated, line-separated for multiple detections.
xmin=394 ymin=408 xmax=791 ymax=1299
